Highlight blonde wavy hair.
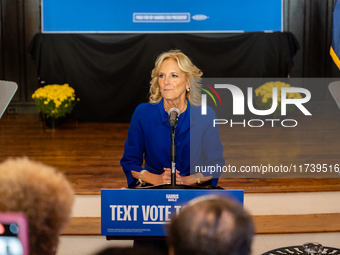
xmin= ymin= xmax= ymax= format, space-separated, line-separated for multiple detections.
xmin=149 ymin=50 xmax=203 ymax=106
xmin=0 ymin=157 xmax=74 ymax=255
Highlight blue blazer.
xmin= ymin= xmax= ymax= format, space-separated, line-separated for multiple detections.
xmin=120 ymin=99 xmax=225 ymax=187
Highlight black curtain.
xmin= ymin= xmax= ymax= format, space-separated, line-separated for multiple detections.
xmin=29 ymin=32 xmax=299 ymax=122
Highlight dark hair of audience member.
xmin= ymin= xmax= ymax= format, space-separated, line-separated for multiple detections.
xmin=167 ymin=196 xmax=254 ymax=255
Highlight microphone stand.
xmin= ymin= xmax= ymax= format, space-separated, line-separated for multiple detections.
xmin=170 ymin=126 xmax=176 ymax=187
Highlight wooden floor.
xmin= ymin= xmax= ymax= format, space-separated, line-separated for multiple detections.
xmin=1 ymin=113 xmax=340 ymax=194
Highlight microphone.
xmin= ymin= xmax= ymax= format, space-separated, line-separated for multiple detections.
xmin=168 ymin=108 xmax=180 ymax=127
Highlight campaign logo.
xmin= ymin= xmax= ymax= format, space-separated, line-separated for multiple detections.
xmin=192 ymin=14 xmax=209 ymax=21
xmin=166 ymin=194 xmax=179 ymax=202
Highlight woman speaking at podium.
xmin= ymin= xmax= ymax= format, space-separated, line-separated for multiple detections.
xmin=120 ymin=50 xmax=224 ymax=188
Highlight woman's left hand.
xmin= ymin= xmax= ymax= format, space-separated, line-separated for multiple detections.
xmin=176 ymin=173 xmax=198 ymax=185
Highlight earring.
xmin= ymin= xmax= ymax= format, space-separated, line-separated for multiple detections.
xmin=187 ymin=88 xmax=190 ymax=92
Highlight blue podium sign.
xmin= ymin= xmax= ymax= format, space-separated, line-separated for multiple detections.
xmin=101 ymin=189 xmax=244 ymax=237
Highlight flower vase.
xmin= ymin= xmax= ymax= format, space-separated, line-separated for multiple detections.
xmin=44 ymin=117 xmax=63 ymax=129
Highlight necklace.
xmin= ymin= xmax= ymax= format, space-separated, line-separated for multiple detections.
xmin=164 ymin=100 xmax=187 ymax=113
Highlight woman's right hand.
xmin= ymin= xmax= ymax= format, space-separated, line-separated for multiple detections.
xmin=149 ymin=168 xmax=178 ymax=185
xmin=158 ymin=168 xmax=172 ymax=184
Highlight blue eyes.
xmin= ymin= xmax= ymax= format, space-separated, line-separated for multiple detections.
xmin=159 ymin=74 xmax=178 ymax=78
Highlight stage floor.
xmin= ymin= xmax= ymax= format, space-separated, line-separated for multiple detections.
xmin=1 ymin=114 xmax=339 ymax=194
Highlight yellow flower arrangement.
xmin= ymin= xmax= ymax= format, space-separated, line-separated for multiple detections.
xmin=254 ymin=81 xmax=302 ymax=117
xmin=32 ymin=84 xmax=79 ymax=118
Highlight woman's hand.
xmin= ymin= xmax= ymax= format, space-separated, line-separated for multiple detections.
xmin=177 ymin=175 xmax=199 ymax=185
xmin=131 ymin=169 xmax=212 ymax=186
xmin=162 ymin=168 xmax=181 ymax=184
xmin=131 ymin=168 xmax=179 ymax=186
xmin=177 ymin=172 xmax=213 ymax=186
xmin=157 ymin=168 xmax=171 ymax=184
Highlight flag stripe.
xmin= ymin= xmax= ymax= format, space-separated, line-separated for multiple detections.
xmin=330 ymin=46 xmax=340 ymax=70
xmin=331 ymin=0 xmax=340 ymax=70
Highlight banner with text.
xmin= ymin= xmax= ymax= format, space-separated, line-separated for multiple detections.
xmin=41 ymin=0 xmax=282 ymax=33
xmin=101 ymin=189 xmax=243 ymax=237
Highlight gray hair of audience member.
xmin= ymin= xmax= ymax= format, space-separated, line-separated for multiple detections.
xmin=0 ymin=157 xmax=74 ymax=255
xmin=167 ymin=195 xmax=254 ymax=255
